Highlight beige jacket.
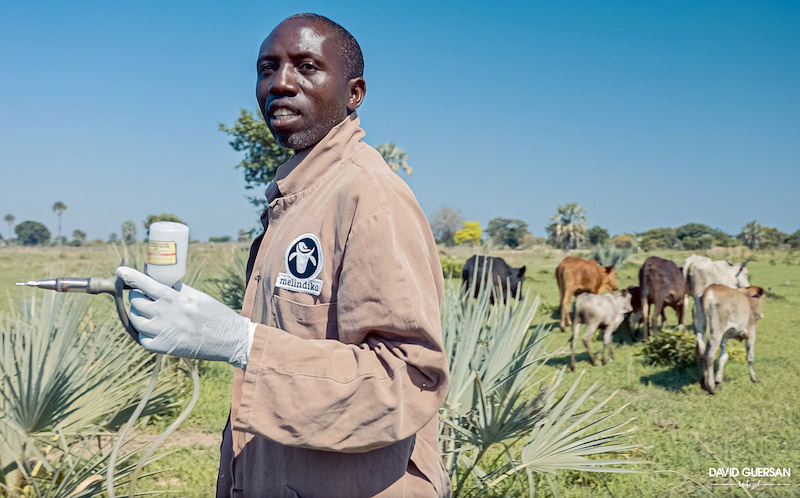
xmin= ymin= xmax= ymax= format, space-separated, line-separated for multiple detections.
xmin=217 ymin=113 xmax=451 ymax=497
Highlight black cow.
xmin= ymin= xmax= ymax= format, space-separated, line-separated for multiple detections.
xmin=462 ymin=255 xmax=526 ymax=303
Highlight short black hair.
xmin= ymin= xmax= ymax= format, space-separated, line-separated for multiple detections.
xmin=285 ymin=13 xmax=364 ymax=80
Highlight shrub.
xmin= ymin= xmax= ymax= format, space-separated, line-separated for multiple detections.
xmin=454 ymin=221 xmax=482 ymax=246
xmin=610 ymin=233 xmax=636 ymax=250
xmin=440 ymin=256 xmax=465 ymax=278
xmin=640 ymin=329 xmax=697 ymax=369
xmin=589 ymin=243 xmax=632 ymax=268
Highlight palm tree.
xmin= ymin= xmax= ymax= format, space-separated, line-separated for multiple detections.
xmin=740 ymin=220 xmax=764 ymax=250
xmin=53 ymin=201 xmax=67 ymax=248
xmin=547 ymin=202 xmax=587 ymax=250
xmin=4 ymin=214 xmax=14 ymax=241
xmin=375 ymin=143 xmax=412 ymax=176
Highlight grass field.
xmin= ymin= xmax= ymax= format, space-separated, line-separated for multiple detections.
xmin=1 ymin=244 xmax=798 ymax=496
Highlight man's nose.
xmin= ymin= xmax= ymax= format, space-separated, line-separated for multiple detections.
xmin=270 ymin=64 xmax=297 ymax=96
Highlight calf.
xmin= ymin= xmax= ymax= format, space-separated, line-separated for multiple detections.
xmin=556 ymin=257 xmax=618 ymax=332
xmin=639 ymin=256 xmax=686 ymax=340
xmin=683 ymin=254 xmax=751 ymax=355
xmin=462 ymin=255 xmax=526 ymax=303
xmin=700 ymin=285 xmax=765 ymax=394
xmin=570 ymin=291 xmax=633 ymax=371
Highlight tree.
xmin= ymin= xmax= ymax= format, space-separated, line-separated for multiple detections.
xmin=71 ymin=229 xmax=87 ymax=246
xmin=759 ymin=226 xmax=787 ymax=249
xmin=121 ymin=220 xmax=137 ymax=245
xmin=454 ymin=221 xmax=482 ymax=246
xmin=638 ymin=228 xmax=679 ymax=251
xmin=675 ymin=222 xmax=733 ymax=247
xmin=15 ymin=220 xmax=51 ymax=246
xmin=487 ymin=217 xmax=528 ymax=248
xmin=587 ymin=225 xmax=609 ymax=245
xmin=238 ymin=229 xmax=253 ymax=243
xmin=430 ymin=206 xmax=464 ymax=246
xmin=739 ymin=221 xmax=763 ymax=250
xmin=786 ymin=229 xmax=800 ymax=250
xmin=108 ymin=232 xmax=119 ymax=243
xmin=219 ymin=109 xmax=293 ymax=210
xmin=4 ymin=213 xmax=14 ymax=241
xmin=546 ymin=203 xmax=587 ymax=250
xmin=681 ymin=234 xmax=714 ymax=250
xmin=210 ymin=235 xmax=233 ymax=243
xmin=53 ymin=201 xmax=67 ymax=248
xmin=375 ymin=143 xmax=412 ymax=176
xmin=610 ymin=233 xmax=636 ymax=249
xmin=143 ymin=214 xmax=186 ymax=236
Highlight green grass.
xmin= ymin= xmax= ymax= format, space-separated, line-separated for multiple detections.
xmin=2 ymin=244 xmax=798 ymax=496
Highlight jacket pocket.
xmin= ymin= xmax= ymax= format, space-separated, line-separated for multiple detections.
xmin=271 ymin=294 xmax=337 ymax=340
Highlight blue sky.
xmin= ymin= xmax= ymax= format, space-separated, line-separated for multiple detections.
xmin=1 ymin=1 xmax=798 ymax=241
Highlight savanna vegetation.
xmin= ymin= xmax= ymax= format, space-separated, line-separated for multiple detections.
xmin=1 ymin=242 xmax=797 ymax=496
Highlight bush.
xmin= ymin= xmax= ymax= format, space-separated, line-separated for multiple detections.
xmin=589 ymin=243 xmax=632 ymax=268
xmin=440 ymin=256 xmax=465 ymax=278
xmin=640 ymin=329 xmax=697 ymax=369
xmin=610 ymin=233 xmax=636 ymax=250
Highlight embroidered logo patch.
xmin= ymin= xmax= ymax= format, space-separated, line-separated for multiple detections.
xmin=275 ymin=234 xmax=323 ymax=296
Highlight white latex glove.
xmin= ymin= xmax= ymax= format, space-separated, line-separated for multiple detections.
xmin=116 ymin=266 xmax=256 ymax=369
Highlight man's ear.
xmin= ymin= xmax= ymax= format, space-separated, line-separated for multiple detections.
xmin=347 ymin=77 xmax=366 ymax=111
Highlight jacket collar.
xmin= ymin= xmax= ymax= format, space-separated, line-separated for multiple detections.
xmin=266 ymin=112 xmax=365 ymax=203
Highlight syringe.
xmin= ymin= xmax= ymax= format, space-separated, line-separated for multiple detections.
xmin=16 ymin=276 xmax=138 ymax=343
xmin=16 ymin=277 xmax=129 ymax=294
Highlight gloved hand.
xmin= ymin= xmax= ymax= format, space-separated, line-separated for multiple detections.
xmin=116 ymin=266 xmax=256 ymax=369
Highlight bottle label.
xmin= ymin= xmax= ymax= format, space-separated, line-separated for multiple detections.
xmin=147 ymin=240 xmax=177 ymax=265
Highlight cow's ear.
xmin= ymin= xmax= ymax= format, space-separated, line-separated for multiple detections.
xmin=604 ymin=266 xmax=615 ymax=274
xmin=752 ymin=286 xmax=765 ymax=298
xmin=518 ymin=266 xmax=526 ymax=277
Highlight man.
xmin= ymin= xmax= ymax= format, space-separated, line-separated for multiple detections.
xmin=117 ymin=13 xmax=450 ymax=497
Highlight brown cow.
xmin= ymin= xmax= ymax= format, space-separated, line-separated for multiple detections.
xmin=639 ymin=256 xmax=686 ymax=340
xmin=555 ymin=256 xmax=618 ymax=332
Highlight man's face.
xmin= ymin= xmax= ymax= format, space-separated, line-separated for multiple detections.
xmin=256 ymin=19 xmax=353 ymax=151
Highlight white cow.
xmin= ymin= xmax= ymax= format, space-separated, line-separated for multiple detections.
xmin=683 ymin=255 xmax=750 ymax=353
xmin=700 ymin=284 xmax=765 ymax=395
xmin=570 ymin=291 xmax=632 ymax=370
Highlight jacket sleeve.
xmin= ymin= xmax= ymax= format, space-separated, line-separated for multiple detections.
xmin=231 ymin=204 xmax=448 ymax=453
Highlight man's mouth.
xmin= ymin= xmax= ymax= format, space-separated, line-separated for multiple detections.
xmin=268 ymin=106 xmax=301 ymax=129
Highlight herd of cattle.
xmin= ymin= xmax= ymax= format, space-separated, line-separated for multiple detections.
xmin=462 ymin=254 xmax=765 ymax=394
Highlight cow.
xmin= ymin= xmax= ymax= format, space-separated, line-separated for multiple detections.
xmin=682 ymin=254 xmax=750 ymax=355
xmin=570 ymin=291 xmax=633 ymax=370
xmin=639 ymin=256 xmax=686 ymax=340
xmin=555 ymin=257 xmax=618 ymax=332
xmin=699 ymin=284 xmax=765 ymax=395
xmin=462 ymin=255 xmax=526 ymax=303
xmin=619 ymin=285 xmax=668 ymax=342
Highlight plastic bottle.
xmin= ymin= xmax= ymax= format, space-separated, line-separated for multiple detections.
xmin=145 ymin=222 xmax=189 ymax=287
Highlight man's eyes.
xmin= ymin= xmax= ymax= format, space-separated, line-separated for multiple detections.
xmin=257 ymin=62 xmax=319 ymax=75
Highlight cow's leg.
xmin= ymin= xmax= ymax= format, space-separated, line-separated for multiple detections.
xmin=570 ymin=321 xmax=580 ymax=371
xmin=677 ymin=300 xmax=685 ymax=331
xmin=715 ymin=337 xmax=730 ymax=387
xmin=745 ymin=334 xmax=758 ymax=383
xmin=560 ymin=291 xmax=572 ymax=332
xmin=641 ymin=295 xmax=650 ymax=341
xmin=703 ymin=337 xmax=721 ymax=395
xmin=602 ymin=325 xmax=615 ymax=365
xmin=694 ymin=297 xmax=705 ymax=354
xmin=651 ymin=299 xmax=664 ymax=333
xmin=583 ymin=323 xmax=597 ymax=366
